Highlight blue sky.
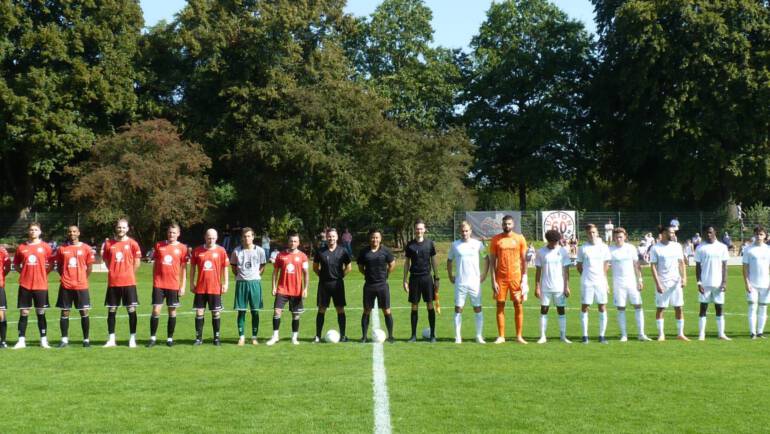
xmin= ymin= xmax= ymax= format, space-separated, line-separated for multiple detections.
xmin=140 ymin=1 xmax=596 ymax=49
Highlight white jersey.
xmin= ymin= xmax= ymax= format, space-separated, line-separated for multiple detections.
xmin=650 ymin=241 xmax=684 ymax=287
xmin=577 ymin=241 xmax=610 ymax=287
xmin=448 ymin=238 xmax=485 ymax=287
xmin=609 ymin=243 xmax=638 ymax=289
xmin=535 ymin=246 xmax=571 ymax=293
xmin=743 ymin=243 xmax=770 ymax=289
xmin=694 ymin=241 xmax=729 ymax=287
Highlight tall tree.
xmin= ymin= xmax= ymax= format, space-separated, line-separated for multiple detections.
xmin=0 ymin=0 xmax=143 ymax=210
xmin=68 ymin=119 xmax=211 ymax=246
xmin=591 ymin=0 xmax=770 ymax=208
xmin=463 ymin=0 xmax=594 ymax=209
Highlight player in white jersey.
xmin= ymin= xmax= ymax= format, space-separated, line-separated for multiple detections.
xmin=743 ymin=226 xmax=770 ymax=338
xmin=447 ymin=221 xmax=489 ymax=344
xmin=650 ymin=225 xmax=689 ymax=341
xmin=576 ymin=224 xmax=611 ymax=344
xmin=535 ymin=229 xmax=572 ymax=344
xmin=609 ymin=228 xmax=650 ymax=342
xmin=695 ymin=225 xmax=730 ymax=340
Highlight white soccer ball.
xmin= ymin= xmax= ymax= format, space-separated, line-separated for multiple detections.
xmin=324 ymin=329 xmax=340 ymax=344
xmin=422 ymin=327 xmax=432 ymax=340
xmin=372 ymin=328 xmax=387 ymax=343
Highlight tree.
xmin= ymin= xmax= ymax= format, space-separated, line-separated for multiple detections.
xmin=68 ymin=119 xmax=211 ymax=246
xmin=590 ymin=0 xmax=770 ymax=208
xmin=463 ymin=0 xmax=594 ymax=209
xmin=0 ymin=0 xmax=143 ymax=211
xmin=346 ymin=0 xmax=463 ymax=129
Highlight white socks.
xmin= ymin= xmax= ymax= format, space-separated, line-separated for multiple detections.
xmin=598 ymin=311 xmax=608 ymax=338
xmin=454 ymin=313 xmax=462 ymax=339
xmin=635 ymin=308 xmax=645 ymax=336
xmin=581 ymin=312 xmax=589 ymax=337
xmin=475 ymin=312 xmax=483 ymax=338
xmin=677 ymin=319 xmax=684 ymax=336
xmin=759 ymin=304 xmax=768 ymax=335
xmin=716 ymin=316 xmax=725 ymax=337
xmin=558 ymin=315 xmax=567 ymax=337
xmin=699 ymin=316 xmax=707 ymax=338
xmin=657 ymin=319 xmax=664 ymax=336
xmin=749 ymin=303 xmax=758 ymax=335
xmin=617 ymin=310 xmax=627 ymax=337
xmin=540 ymin=315 xmax=548 ymax=338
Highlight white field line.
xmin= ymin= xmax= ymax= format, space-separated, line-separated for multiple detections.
xmin=370 ymin=302 xmax=392 ymax=434
xmin=2 ymin=304 xmax=752 ymax=325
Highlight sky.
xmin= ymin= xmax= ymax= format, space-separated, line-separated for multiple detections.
xmin=139 ymin=0 xmax=597 ymax=49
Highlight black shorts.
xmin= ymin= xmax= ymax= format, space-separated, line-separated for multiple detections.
xmin=152 ymin=287 xmax=181 ymax=307
xmin=0 ymin=287 xmax=6 ymax=310
xmin=193 ymin=293 xmax=223 ymax=311
xmin=317 ymin=280 xmax=346 ymax=308
xmin=18 ymin=287 xmax=49 ymax=309
xmin=56 ymin=287 xmax=91 ymax=310
xmin=408 ymin=274 xmax=435 ymax=304
xmin=363 ymin=284 xmax=391 ymax=310
xmin=274 ymin=294 xmax=304 ymax=313
xmin=104 ymin=286 xmax=139 ymax=308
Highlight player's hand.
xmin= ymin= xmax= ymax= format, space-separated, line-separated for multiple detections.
xmin=697 ymin=284 xmax=705 ymax=294
xmin=535 ymin=286 xmax=541 ymax=300
xmin=493 ymin=281 xmax=499 ymax=296
xmin=449 ymin=275 xmax=455 ymax=284
xmin=403 ymin=281 xmax=409 ymax=293
xmin=179 ymin=287 xmax=185 ymax=297
xmin=480 ymin=274 xmax=487 ymax=284
xmin=302 ymin=288 xmax=307 ymax=299
xmin=720 ymin=285 xmax=726 ymax=293
xmin=222 ymin=284 xmax=228 ymax=294
xmin=520 ymin=276 xmax=529 ymax=294
xmin=656 ymin=284 xmax=664 ymax=294
xmin=637 ymin=279 xmax=644 ymax=291
xmin=564 ymin=287 xmax=571 ymax=297
xmin=747 ymin=285 xmax=754 ymax=294
xmin=272 ymin=287 xmax=277 ymax=296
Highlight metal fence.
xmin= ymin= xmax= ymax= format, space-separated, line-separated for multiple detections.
xmin=452 ymin=210 xmax=757 ymax=243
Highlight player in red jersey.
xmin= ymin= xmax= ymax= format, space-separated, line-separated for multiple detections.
xmin=189 ymin=228 xmax=229 ymax=346
xmin=12 ymin=222 xmax=54 ymax=349
xmin=102 ymin=218 xmax=142 ymax=348
xmin=148 ymin=223 xmax=188 ymax=347
xmin=55 ymin=225 xmax=95 ymax=348
xmin=266 ymin=230 xmax=309 ymax=346
xmin=0 ymin=243 xmax=11 ymax=347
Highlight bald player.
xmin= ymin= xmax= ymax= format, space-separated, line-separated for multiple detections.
xmin=488 ymin=215 xmax=529 ymax=344
xmin=189 ymin=228 xmax=229 ymax=346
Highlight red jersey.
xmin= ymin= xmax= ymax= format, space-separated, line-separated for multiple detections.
xmin=103 ymin=238 xmax=142 ymax=287
xmin=56 ymin=243 xmax=95 ymax=290
xmin=0 ymin=247 xmax=10 ymax=288
xmin=274 ymin=250 xmax=308 ymax=297
xmin=13 ymin=241 xmax=53 ymax=290
xmin=191 ymin=245 xmax=228 ymax=294
xmin=152 ymin=241 xmax=189 ymax=290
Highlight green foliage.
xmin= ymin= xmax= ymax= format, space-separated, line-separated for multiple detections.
xmin=68 ymin=119 xmax=211 ymax=246
xmin=463 ymin=0 xmax=594 ymax=209
xmin=266 ymin=213 xmax=304 ymax=242
xmin=0 ymin=0 xmax=143 ymax=210
xmin=591 ymin=0 xmax=770 ymax=209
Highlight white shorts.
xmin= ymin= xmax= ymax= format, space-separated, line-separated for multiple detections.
xmin=655 ymin=284 xmax=684 ymax=308
xmin=581 ymin=283 xmax=608 ymax=305
xmin=613 ymin=285 xmax=642 ymax=308
xmin=747 ymin=288 xmax=770 ymax=304
xmin=698 ymin=286 xmax=725 ymax=304
xmin=455 ymin=284 xmax=482 ymax=308
xmin=540 ymin=292 xmax=566 ymax=307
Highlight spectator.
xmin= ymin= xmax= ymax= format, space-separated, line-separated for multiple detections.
xmin=525 ymin=244 xmax=536 ymax=266
xmin=691 ymin=232 xmax=701 ymax=249
xmin=341 ymin=228 xmax=353 ymax=256
xmin=670 ymin=217 xmax=680 ymax=232
xmin=261 ymin=232 xmax=271 ymax=259
xmin=604 ymin=219 xmax=614 ymax=243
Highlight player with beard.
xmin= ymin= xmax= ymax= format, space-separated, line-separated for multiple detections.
xmin=12 ymin=222 xmax=54 ymax=349
xmin=55 ymin=225 xmax=95 ymax=348
xmin=148 ymin=223 xmax=188 ymax=347
xmin=489 ymin=215 xmax=529 ymax=344
xmin=102 ymin=219 xmax=142 ymax=348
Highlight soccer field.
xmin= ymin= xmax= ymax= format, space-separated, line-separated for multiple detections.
xmin=0 ymin=261 xmax=767 ymax=433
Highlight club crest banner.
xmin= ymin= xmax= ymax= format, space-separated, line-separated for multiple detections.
xmin=541 ymin=210 xmax=576 ymax=241
xmin=464 ymin=211 xmax=521 ymax=239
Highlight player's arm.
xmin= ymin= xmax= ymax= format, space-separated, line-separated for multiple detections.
xmin=272 ymin=262 xmax=279 ymax=296
xmin=743 ymin=263 xmax=752 ymax=293
xmin=230 ymin=252 xmax=239 ymax=276
xmin=221 ymin=260 xmax=229 ymax=294
xmin=563 ymin=265 xmax=571 ymax=297
xmin=488 ymin=252 xmax=498 ymax=295
xmin=189 ymin=262 xmax=197 ymax=293
xmin=576 ymin=247 xmax=584 ymax=274
xmin=302 ymin=264 xmax=309 ymax=299
xmin=133 ymin=246 xmax=141 ymax=273
xmin=695 ymin=261 xmax=703 ymax=293
xmin=650 ymin=261 xmax=663 ymax=293
xmin=388 ymin=259 xmax=396 ymax=274
xmin=430 ymin=254 xmax=439 ymax=288
xmin=402 ymin=257 xmax=410 ymax=293
xmin=534 ymin=266 xmax=542 ymax=299
xmin=2 ymin=255 xmax=9 ymax=278
xmin=634 ymin=258 xmax=643 ymax=290
xmin=446 ymin=259 xmax=454 ymax=284
xmin=358 ymin=261 xmax=365 ymax=275
xmin=46 ymin=249 xmax=54 ymax=274
xmin=679 ymin=258 xmax=687 ymax=289
xmin=519 ymin=239 xmax=528 ymax=291
xmin=179 ymin=260 xmax=187 ymax=295
xmin=343 ymin=261 xmax=352 ymax=276
xmin=481 ymin=254 xmax=489 ymax=283
xmin=720 ymin=260 xmax=727 ymax=291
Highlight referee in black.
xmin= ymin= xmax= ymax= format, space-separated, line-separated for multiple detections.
xmin=403 ymin=219 xmax=440 ymax=343
xmin=312 ymin=228 xmax=352 ymax=342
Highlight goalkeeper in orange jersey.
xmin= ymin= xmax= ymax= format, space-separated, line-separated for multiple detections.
xmin=488 ymin=215 xmax=529 ymax=344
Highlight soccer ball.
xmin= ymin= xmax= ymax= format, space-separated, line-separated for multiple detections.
xmin=372 ymin=328 xmax=387 ymax=343
xmin=421 ymin=327 xmax=432 ymax=340
xmin=324 ymin=329 xmax=340 ymax=344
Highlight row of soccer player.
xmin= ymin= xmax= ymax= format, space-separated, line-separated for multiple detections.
xmin=0 ymin=216 xmax=766 ymax=348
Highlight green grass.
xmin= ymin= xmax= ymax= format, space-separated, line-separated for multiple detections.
xmin=0 ymin=261 xmax=766 ymax=433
